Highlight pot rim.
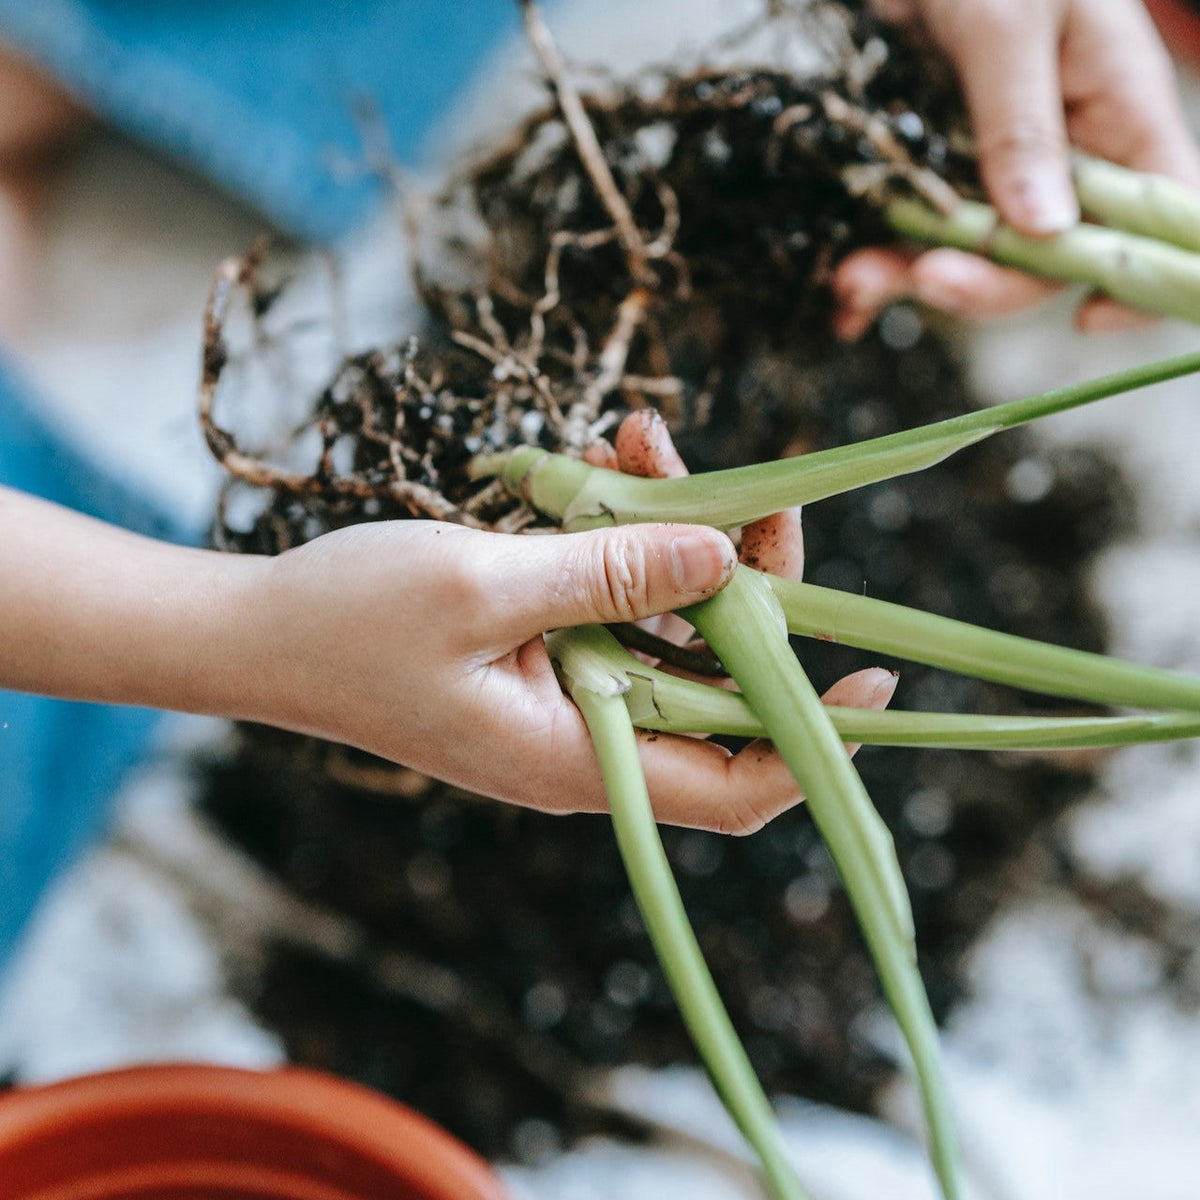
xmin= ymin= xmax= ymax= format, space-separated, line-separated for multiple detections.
xmin=0 ymin=1062 xmax=510 ymax=1200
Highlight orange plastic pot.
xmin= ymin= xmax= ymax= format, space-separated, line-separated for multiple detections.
xmin=0 ymin=1063 xmax=512 ymax=1200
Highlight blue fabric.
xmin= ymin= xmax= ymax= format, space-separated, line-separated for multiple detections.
xmin=0 ymin=2 xmax=521 ymax=967
xmin=0 ymin=358 xmax=186 ymax=965
xmin=0 ymin=0 xmax=520 ymax=241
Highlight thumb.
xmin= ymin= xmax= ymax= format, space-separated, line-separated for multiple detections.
xmin=938 ymin=3 xmax=1078 ymax=235
xmin=490 ymin=524 xmax=737 ymax=641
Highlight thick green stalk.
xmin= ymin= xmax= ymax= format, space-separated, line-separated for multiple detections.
xmin=1071 ymin=152 xmax=1200 ymax=253
xmin=886 ymin=195 xmax=1200 ymax=323
xmin=619 ymin=655 xmax=1200 ymax=748
xmin=473 ymin=348 xmax=1200 ymax=531
xmin=559 ymin=656 xmax=809 ymax=1200
xmin=770 ymin=579 xmax=1200 ymax=714
xmin=683 ymin=568 xmax=962 ymax=1200
xmin=551 ymin=625 xmax=1200 ymax=748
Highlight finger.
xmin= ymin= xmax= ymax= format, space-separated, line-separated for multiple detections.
xmin=614 ymin=409 xmax=689 ymax=478
xmin=1073 ymin=294 xmax=1159 ymax=334
xmin=582 ymin=439 xmax=619 ymax=469
xmin=615 ymin=408 xmax=706 ymax=647
xmin=446 ymin=642 xmax=801 ymax=833
xmin=482 ymin=687 xmax=806 ymax=833
xmin=910 ymin=248 xmax=1061 ymax=317
xmin=640 ymin=665 xmax=898 ymax=832
xmin=833 ymin=246 xmax=1062 ymax=329
xmin=480 ymin=523 xmax=737 ymax=645
xmin=611 ymin=409 xmax=696 ymax=645
xmin=1062 ymin=0 xmax=1200 ymax=188
xmin=463 ymin=653 xmax=895 ymax=834
xmin=642 ymin=610 xmax=697 ymax=648
xmin=832 ymin=247 xmax=917 ymax=340
xmin=740 ymin=508 xmax=804 ymax=579
xmin=819 ymin=666 xmax=899 ymax=757
xmin=931 ymin=0 xmax=1078 ymax=235
xmin=640 ymin=734 xmax=803 ymax=833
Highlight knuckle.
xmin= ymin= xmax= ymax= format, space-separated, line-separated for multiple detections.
xmin=714 ymin=794 xmax=771 ymax=838
xmin=935 ymin=0 xmax=1001 ymax=42
xmin=597 ymin=537 xmax=653 ymax=623
xmin=435 ymin=549 xmax=492 ymax=616
xmin=979 ymin=122 xmax=1066 ymax=162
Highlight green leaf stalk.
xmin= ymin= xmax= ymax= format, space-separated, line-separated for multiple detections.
xmin=484 ymin=348 xmax=1200 ymax=1200
xmin=885 ymin=194 xmax=1200 ymax=323
xmin=471 ymin=347 xmax=1200 ymax=531
xmin=558 ymin=626 xmax=1200 ymax=748
xmin=683 ymin=568 xmax=962 ymax=1200
xmin=554 ymin=634 xmax=810 ymax=1200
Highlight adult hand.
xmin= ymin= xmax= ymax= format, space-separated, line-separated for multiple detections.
xmin=262 ymin=432 xmax=890 ymax=834
xmin=834 ymin=0 xmax=1200 ymax=337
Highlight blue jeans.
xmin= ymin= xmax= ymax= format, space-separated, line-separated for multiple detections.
xmin=0 ymin=361 xmax=191 ymax=967
xmin=0 ymin=0 xmax=519 ymax=241
xmin=0 ymin=0 xmax=520 ymax=969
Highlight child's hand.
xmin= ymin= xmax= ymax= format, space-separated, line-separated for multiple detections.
xmin=591 ymin=409 xmax=898 ymax=800
xmin=251 ymin=514 xmax=794 ymax=832
xmin=2 ymin=443 xmax=892 ymax=834
xmin=247 ymin=410 xmax=897 ymax=833
xmin=834 ymin=0 xmax=1200 ymax=337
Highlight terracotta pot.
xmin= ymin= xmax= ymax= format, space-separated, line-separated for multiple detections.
xmin=0 ymin=1063 xmax=512 ymax=1200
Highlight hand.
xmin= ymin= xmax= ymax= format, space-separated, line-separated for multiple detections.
xmin=259 ymin=470 xmax=890 ymax=833
xmin=588 ymin=409 xmax=898 ymax=815
xmin=253 ymin=514 xmax=792 ymax=831
xmin=834 ymin=0 xmax=1200 ymax=337
xmin=2 ymin=451 xmax=891 ymax=833
xmin=0 ymin=484 xmax=738 ymax=829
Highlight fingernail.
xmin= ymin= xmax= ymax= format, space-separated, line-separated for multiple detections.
xmin=1007 ymin=169 xmax=1078 ymax=235
xmin=914 ymin=275 xmax=966 ymax=313
xmin=671 ymin=531 xmax=736 ymax=594
xmin=913 ymin=252 xmax=982 ymax=312
xmin=1075 ymin=299 xmax=1158 ymax=334
xmin=868 ymin=672 xmax=897 ymax=705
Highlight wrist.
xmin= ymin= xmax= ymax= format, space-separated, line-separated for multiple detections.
xmin=0 ymin=487 xmax=275 ymax=722
xmin=146 ymin=545 xmax=278 ymax=724
xmin=218 ymin=543 xmax=349 ymax=744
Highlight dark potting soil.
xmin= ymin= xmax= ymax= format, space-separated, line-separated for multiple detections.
xmin=201 ymin=320 xmax=1131 ymax=1159
xmin=197 ymin=1 xmax=1135 ymax=1164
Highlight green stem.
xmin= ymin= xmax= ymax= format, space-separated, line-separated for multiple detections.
xmin=1071 ymin=152 xmax=1200 ymax=254
xmin=549 ymin=625 xmax=1200 ymax=748
xmin=770 ymin=579 xmax=1200 ymax=714
xmin=564 ymin=670 xmax=809 ymax=1200
xmin=683 ymin=568 xmax=962 ymax=1200
xmin=621 ymin=659 xmax=1200 ymax=749
xmin=473 ymin=348 xmax=1200 ymax=531
xmin=886 ymin=195 xmax=1200 ymax=323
